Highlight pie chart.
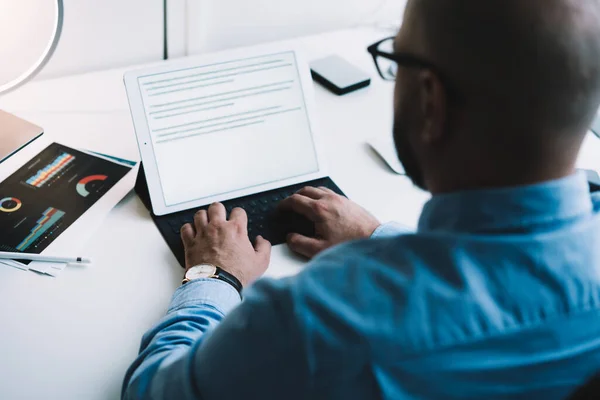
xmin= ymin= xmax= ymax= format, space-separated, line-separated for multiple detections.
xmin=0 ymin=197 xmax=22 ymax=213
xmin=76 ymin=175 xmax=108 ymax=197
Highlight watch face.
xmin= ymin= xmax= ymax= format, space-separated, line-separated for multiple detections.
xmin=186 ymin=264 xmax=218 ymax=281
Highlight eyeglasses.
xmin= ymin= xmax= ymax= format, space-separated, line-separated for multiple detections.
xmin=367 ymin=36 xmax=463 ymax=104
xmin=367 ymin=37 xmax=444 ymax=81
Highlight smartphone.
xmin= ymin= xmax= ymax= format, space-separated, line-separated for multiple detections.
xmin=592 ymin=111 xmax=600 ymax=138
xmin=310 ymin=55 xmax=371 ymax=96
xmin=586 ymin=169 xmax=600 ymax=192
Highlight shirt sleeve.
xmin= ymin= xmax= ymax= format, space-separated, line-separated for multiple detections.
xmin=371 ymin=221 xmax=413 ymax=238
xmin=122 ymin=277 xmax=311 ymax=400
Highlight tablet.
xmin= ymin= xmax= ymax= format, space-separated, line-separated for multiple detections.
xmin=124 ymin=44 xmax=327 ymax=216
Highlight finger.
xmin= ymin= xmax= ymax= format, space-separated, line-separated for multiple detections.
xmin=254 ymin=235 xmax=272 ymax=260
xmin=296 ymin=186 xmax=327 ymax=200
xmin=180 ymin=223 xmax=195 ymax=247
xmin=286 ymin=233 xmax=324 ymax=259
xmin=208 ymin=202 xmax=227 ymax=222
xmin=230 ymin=207 xmax=248 ymax=229
xmin=318 ymin=186 xmax=337 ymax=195
xmin=194 ymin=209 xmax=208 ymax=232
xmin=279 ymin=194 xmax=319 ymax=221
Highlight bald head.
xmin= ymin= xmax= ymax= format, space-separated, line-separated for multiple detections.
xmin=408 ymin=0 xmax=600 ymax=133
xmin=392 ymin=0 xmax=600 ymax=193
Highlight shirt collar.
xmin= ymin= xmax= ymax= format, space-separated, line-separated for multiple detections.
xmin=418 ymin=172 xmax=593 ymax=234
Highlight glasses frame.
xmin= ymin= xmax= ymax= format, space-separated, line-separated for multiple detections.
xmin=367 ymin=36 xmax=462 ymax=104
xmin=368 ymin=37 xmax=446 ymax=82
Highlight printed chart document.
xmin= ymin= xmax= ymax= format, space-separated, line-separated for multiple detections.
xmin=0 ymin=142 xmax=134 ymax=275
xmin=136 ymin=51 xmax=319 ymax=208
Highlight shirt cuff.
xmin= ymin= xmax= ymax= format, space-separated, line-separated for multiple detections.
xmin=371 ymin=221 xmax=413 ymax=239
xmin=168 ymin=279 xmax=242 ymax=315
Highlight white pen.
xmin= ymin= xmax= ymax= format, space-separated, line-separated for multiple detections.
xmin=0 ymin=252 xmax=92 ymax=265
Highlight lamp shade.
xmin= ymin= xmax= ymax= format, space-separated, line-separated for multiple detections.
xmin=0 ymin=0 xmax=64 ymax=95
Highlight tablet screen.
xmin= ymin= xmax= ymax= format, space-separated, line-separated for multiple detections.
xmin=136 ymin=51 xmax=320 ymax=207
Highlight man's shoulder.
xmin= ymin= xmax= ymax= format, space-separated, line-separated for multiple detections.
xmin=286 ymin=236 xmax=428 ymax=333
xmin=282 ymin=235 xmax=486 ymax=358
xmin=287 ymin=236 xmax=414 ymax=294
xmin=293 ymin=234 xmax=440 ymax=295
xmin=283 ymin=228 xmax=600 ymax=357
xmin=299 ymin=236 xmax=414 ymax=284
xmin=297 ymin=233 xmax=451 ymax=282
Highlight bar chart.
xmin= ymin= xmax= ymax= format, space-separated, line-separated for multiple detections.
xmin=16 ymin=207 xmax=65 ymax=251
xmin=26 ymin=152 xmax=75 ymax=188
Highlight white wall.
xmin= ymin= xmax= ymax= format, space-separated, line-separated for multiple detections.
xmin=41 ymin=0 xmax=164 ymax=78
xmin=168 ymin=0 xmax=406 ymax=57
xmin=2 ymin=0 xmax=407 ymax=84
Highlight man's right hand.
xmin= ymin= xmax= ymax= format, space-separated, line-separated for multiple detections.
xmin=279 ymin=186 xmax=381 ymax=259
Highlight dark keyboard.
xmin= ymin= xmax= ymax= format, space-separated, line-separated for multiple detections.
xmin=154 ymin=177 xmax=344 ymax=267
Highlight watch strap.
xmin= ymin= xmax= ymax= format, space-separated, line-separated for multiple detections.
xmin=215 ymin=267 xmax=243 ymax=294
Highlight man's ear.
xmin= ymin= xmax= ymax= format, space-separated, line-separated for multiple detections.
xmin=417 ymin=70 xmax=447 ymax=145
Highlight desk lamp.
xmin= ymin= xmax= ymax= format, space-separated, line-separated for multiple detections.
xmin=0 ymin=0 xmax=64 ymax=163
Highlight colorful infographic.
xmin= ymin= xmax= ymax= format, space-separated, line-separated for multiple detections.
xmin=76 ymin=175 xmax=108 ymax=197
xmin=0 ymin=143 xmax=131 ymax=256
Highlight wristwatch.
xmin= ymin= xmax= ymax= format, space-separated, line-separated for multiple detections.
xmin=182 ymin=263 xmax=243 ymax=294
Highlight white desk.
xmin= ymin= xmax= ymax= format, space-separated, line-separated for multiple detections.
xmin=0 ymin=28 xmax=599 ymax=400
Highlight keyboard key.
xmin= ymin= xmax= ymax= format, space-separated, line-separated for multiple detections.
xmin=178 ymin=216 xmax=189 ymax=225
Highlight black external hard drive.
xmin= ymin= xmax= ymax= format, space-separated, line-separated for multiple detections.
xmin=310 ymin=55 xmax=371 ymax=96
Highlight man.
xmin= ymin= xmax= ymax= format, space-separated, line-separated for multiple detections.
xmin=123 ymin=0 xmax=600 ymax=398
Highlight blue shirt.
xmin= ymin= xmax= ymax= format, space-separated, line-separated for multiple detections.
xmin=123 ymin=172 xmax=600 ymax=399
